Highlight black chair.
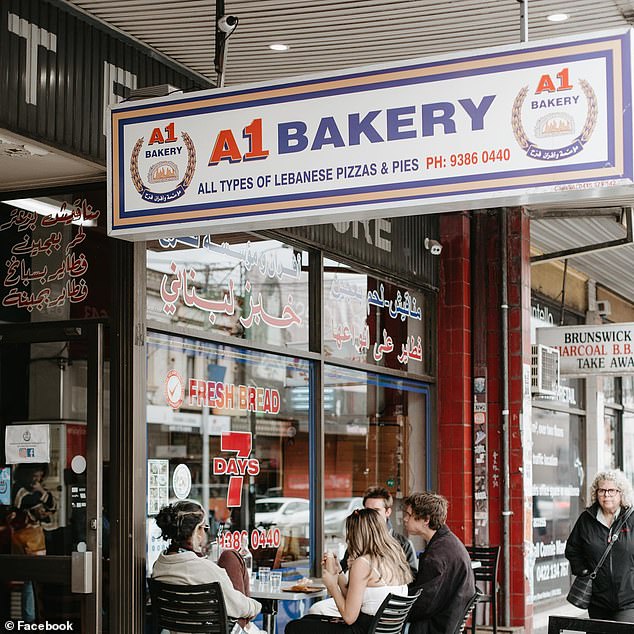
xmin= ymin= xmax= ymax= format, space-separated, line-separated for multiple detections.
xmin=148 ymin=579 xmax=234 ymax=634
xmin=452 ymin=590 xmax=481 ymax=634
xmin=368 ymin=590 xmax=421 ymax=634
xmin=466 ymin=546 xmax=500 ymax=634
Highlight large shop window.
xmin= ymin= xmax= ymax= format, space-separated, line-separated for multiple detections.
xmin=146 ymin=332 xmax=310 ymax=574
xmin=147 ymin=236 xmax=308 ymax=349
xmin=322 ymin=366 xmax=428 ymax=556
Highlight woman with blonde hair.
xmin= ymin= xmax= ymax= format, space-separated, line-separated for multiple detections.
xmin=286 ymin=508 xmax=412 ymax=634
xmin=565 ymin=469 xmax=634 ymax=622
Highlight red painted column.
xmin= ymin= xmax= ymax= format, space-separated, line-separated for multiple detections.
xmin=507 ymin=208 xmax=533 ymax=629
xmin=442 ymin=209 xmax=532 ymax=629
xmin=437 ymin=212 xmax=472 ymax=541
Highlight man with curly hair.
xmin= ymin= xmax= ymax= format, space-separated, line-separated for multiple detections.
xmin=403 ymin=492 xmax=476 ymax=634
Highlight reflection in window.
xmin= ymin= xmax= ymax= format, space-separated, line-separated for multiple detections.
xmin=146 ymin=332 xmax=310 ymax=576
xmin=146 ymin=236 xmax=308 ymax=349
xmin=322 ymin=365 xmax=427 ymax=556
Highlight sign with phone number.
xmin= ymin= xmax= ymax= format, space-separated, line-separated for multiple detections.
xmin=220 ymin=528 xmax=281 ymax=551
xmin=109 ymin=29 xmax=633 ymax=240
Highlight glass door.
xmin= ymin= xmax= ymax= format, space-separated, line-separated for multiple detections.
xmin=0 ymin=320 xmax=106 ymax=631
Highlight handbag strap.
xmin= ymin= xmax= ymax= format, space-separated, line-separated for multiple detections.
xmin=590 ymin=505 xmax=634 ymax=579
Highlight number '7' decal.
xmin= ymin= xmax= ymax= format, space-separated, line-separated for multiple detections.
xmin=219 ymin=431 xmax=253 ymax=507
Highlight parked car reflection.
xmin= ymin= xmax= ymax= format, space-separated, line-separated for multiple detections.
xmin=254 ymin=496 xmax=365 ymax=539
xmin=255 ymin=497 xmax=309 ymax=531
xmin=324 ymin=497 xmax=363 ymax=537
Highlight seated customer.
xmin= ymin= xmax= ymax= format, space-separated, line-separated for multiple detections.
xmin=286 ymin=508 xmax=412 ymax=634
xmin=341 ymin=487 xmax=417 ymax=577
xmin=152 ymin=501 xmax=261 ymax=624
xmin=310 ymin=486 xmax=417 ymax=616
xmin=403 ymin=492 xmax=475 ymax=634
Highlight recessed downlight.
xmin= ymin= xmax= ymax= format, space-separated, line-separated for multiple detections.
xmin=547 ymin=13 xmax=569 ymax=22
xmin=269 ymin=43 xmax=290 ymax=51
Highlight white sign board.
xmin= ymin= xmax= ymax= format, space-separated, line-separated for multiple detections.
xmin=537 ymin=323 xmax=634 ymax=375
xmin=5 ymin=424 xmax=50 ymax=463
xmin=109 ymin=29 xmax=634 ymax=240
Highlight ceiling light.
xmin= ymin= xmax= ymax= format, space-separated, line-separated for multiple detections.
xmin=547 ymin=13 xmax=569 ymax=22
xmin=269 ymin=43 xmax=290 ymax=51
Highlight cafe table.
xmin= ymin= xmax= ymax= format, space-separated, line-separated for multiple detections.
xmin=251 ymin=580 xmax=327 ymax=634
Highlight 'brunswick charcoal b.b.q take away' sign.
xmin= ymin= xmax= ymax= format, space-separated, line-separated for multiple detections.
xmin=537 ymin=323 xmax=634 ymax=375
xmin=108 ymin=29 xmax=634 ymax=241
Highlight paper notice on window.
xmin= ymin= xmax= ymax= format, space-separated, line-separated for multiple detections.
xmin=5 ymin=424 xmax=50 ymax=463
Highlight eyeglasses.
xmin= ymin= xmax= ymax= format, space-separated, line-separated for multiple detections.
xmin=597 ymin=488 xmax=621 ymax=497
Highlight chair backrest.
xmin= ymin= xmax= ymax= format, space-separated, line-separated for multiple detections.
xmin=367 ymin=591 xmax=422 ymax=634
xmin=466 ymin=546 xmax=500 ymax=584
xmin=148 ymin=579 xmax=230 ymax=634
xmin=251 ymin=545 xmax=282 ymax=570
xmin=452 ymin=590 xmax=481 ymax=634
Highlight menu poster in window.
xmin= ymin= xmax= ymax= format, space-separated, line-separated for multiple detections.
xmin=147 ymin=459 xmax=169 ymax=516
xmin=5 ymin=424 xmax=50 ymax=463
xmin=531 ymin=409 xmax=581 ymax=603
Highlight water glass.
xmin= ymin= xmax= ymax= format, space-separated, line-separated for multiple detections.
xmin=249 ymin=571 xmax=258 ymax=589
xmin=258 ymin=567 xmax=271 ymax=586
xmin=270 ymin=571 xmax=283 ymax=590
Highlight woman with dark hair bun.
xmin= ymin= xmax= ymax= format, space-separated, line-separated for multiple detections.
xmin=152 ymin=500 xmax=261 ymax=623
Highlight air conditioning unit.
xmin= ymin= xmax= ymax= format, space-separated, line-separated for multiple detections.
xmin=531 ymin=344 xmax=560 ymax=396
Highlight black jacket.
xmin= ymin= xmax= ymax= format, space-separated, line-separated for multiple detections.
xmin=565 ymin=503 xmax=634 ymax=611
xmin=407 ymin=525 xmax=476 ymax=634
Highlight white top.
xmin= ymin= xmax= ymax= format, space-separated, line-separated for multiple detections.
xmin=355 ymin=556 xmax=409 ymax=615
xmin=152 ymin=550 xmax=262 ymax=620
xmin=360 ymin=584 xmax=409 ymax=615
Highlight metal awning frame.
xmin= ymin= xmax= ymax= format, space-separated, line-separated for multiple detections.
xmin=529 ymin=207 xmax=634 ymax=264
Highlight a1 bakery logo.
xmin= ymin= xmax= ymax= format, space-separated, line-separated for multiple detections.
xmin=165 ymin=369 xmax=184 ymax=410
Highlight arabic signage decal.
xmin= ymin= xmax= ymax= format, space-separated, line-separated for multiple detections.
xmin=157 ymin=236 xmax=304 ymax=330
xmin=109 ymin=30 xmax=632 ymax=240
xmin=1 ymin=202 xmax=98 ymax=312
xmin=537 ymin=323 xmax=634 ymax=375
xmin=327 ymin=273 xmax=427 ymax=369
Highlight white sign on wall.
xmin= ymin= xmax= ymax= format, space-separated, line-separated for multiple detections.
xmin=537 ymin=323 xmax=634 ymax=375
xmin=5 ymin=424 xmax=50 ymax=463
xmin=109 ymin=29 xmax=634 ymax=240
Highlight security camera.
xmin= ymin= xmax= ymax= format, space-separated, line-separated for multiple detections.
xmin=218 ymin=15 xmax=238 ymax=34
xmin=424 ymin=238 xmax=443 ymax=256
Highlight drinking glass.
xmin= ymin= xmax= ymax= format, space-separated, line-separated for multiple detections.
xmin=270 ymin=571 xmax=283 ymax=590
xmin=259 ymin=567 xmax=271 ymax=585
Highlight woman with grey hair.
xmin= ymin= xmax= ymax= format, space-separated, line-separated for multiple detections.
xmin=565 ymin=469 xmax=634 ymax=622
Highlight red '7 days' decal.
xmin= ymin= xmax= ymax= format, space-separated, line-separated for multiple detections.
xmin=221 ymin=431 xmax=252 ymax=507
